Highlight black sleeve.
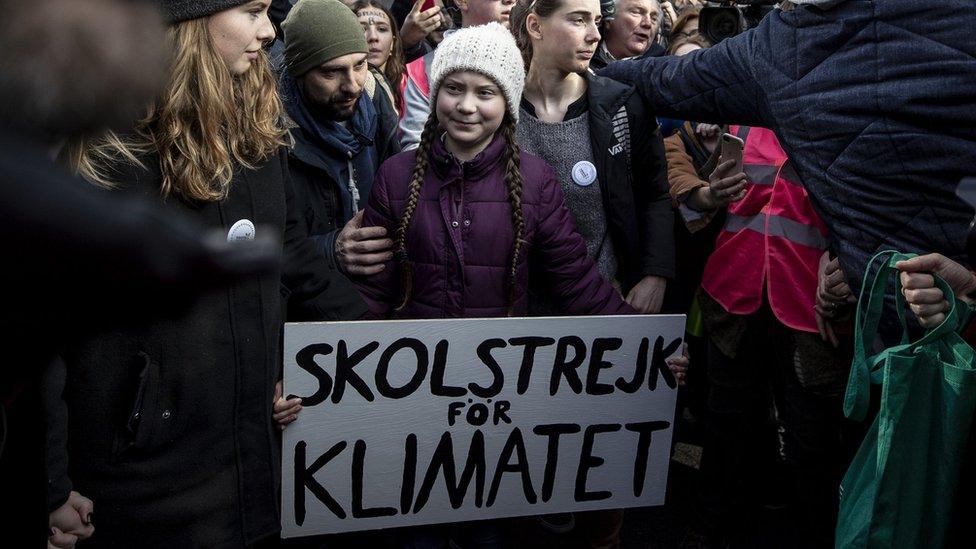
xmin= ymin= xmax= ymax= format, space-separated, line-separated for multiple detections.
xmin=279 ymin=152 xmax=369 ymax=321
xmin=42 ymin=356 xmax=71 ymax=513
xmin=0 ymin=151 xmax=278 ymax=344
xmin=631 ymin=97 xmax=676 ymax=280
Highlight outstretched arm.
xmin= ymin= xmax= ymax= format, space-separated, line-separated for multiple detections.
xmin=599 ymin=28 xmax=771 ymax=129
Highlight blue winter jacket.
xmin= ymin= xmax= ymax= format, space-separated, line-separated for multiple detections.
xmin=600 ymin=0 xmax=976 ymax=289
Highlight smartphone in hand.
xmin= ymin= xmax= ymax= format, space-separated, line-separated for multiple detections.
xmin=720 ymin=133 xmax=745 ymax=174
xmin=420 ymin=0 xmax=437 ymax=11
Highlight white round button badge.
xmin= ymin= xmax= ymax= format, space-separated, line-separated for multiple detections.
xmin=227 ymin=219 xmax=256 ymax=242
xmin=572 ymin=161 xmax=597 ymax=187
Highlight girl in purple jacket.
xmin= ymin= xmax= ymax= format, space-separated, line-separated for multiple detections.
xmin=356 ymin=22 xmax=631 ymax=319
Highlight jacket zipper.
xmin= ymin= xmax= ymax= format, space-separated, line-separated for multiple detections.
xmin=347 ymin=152 xmax=360 ymax=213
xmin=453 ymin=166 xmax=467 ymax=288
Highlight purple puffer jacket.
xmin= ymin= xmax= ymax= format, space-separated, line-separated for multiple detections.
xmin=355 ymin=132 xmax=633 ymax=319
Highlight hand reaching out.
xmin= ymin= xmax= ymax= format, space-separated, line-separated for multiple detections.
xmin=400 ymin=0 xmax=443 ymax=50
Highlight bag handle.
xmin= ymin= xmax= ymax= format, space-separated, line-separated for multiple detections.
xmin=845 ymin=251 xmax=899 ymax=420
xmin=844 ymin=251 xmax=962 ymax=420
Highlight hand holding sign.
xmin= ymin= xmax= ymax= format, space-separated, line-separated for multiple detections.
xmin=274 ymin=380 xmax=303 ymax=430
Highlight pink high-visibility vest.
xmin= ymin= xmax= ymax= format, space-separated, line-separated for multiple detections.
xmin=700 ymin=126 xmax=829 ymax=333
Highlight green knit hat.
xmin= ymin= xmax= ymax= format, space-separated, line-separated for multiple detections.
xmin=282 ymin=0 xmax=368 ymax=78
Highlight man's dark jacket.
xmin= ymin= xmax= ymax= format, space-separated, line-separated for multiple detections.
xmin=288 ymin=71 xmax=400 ymax=268
xmin=600 ymin=0 xmax=976 ymax=288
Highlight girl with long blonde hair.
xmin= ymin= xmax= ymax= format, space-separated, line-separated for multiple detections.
xmin=54 ymin=1 xmax=365 ymax=546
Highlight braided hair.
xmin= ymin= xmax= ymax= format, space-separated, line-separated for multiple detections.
xmin=394 ymin=115 xmax=439 ymax=312
xmin=393 ymin=111 xmax=526 ymax=316
xmin=499 ymin=116 xmax=525 ymax=316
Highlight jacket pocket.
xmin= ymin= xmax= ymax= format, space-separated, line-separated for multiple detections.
xmin=112 ymin=352 xmax=162 ymax=460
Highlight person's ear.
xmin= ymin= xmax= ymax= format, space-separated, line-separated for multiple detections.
xmin=455 ymin=0 xmax=469 ymax=13
xmin=526 ymin=12 xmax=543 ymax=41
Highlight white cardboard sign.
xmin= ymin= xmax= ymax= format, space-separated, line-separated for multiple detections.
xmin=281 ymin=315 xmax=685 ymax=538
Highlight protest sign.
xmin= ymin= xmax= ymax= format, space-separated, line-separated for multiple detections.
xmin=281 ymin=315 xmax=685 ymax=537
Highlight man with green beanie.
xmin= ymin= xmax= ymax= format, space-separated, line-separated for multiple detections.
xmin=280 ymin=0 xmax=400 ymax=276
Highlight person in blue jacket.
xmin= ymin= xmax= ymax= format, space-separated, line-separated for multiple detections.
xmin=600 ymin=0 xmax=976 ymax=299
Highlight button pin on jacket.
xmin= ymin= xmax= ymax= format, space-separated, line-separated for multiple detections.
xmin=227 ymin=219 xmax=256 ymax=242
xmin=572 ymin=161 xmax=597 ymax=187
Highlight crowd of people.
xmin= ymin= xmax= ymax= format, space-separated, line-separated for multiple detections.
xmin=1 ymin=0 xmax=974 ymax=548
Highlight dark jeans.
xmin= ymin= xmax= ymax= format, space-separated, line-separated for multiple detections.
xmin=699 ymin=305 xmax=847 ymax=548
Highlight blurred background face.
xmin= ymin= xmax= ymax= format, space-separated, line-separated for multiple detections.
xmin=358 ymin=7 xmax=395 ymax=70
xmin=531 ymin=0 xmax=603 ymax=74
xmin=208 ymin=1 xmax=275 ymax=76
xmin=0 ymin=0 xmax=168 ymax=139
xmin=459 ymin=0 xmax=517 ymax=28
xmin=300 ymin=53 xmax=368 ymax=121
xmin=604 ymin=0 xmax=660 ymax=58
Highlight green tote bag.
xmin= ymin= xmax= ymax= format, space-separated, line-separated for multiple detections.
xmin=836 ymin=251 xmax=976 ymax=548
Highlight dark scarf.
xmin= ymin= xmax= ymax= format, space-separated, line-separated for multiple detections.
xmin=280 ymin=70 xmax=379 ymax=222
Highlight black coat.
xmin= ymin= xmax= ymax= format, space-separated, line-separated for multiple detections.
xmin=0 ymin=127 xmax=280 ymax=547
xmin=583 ymin=72 xmax=675 ymax=290
xmin=54 ymin=149 xmax=366 ymax=548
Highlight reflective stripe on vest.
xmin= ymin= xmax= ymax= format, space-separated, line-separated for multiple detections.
xmin=724 ymin=212 xmax=828 ymax=250
xmin=743 ymin=164 xmax=778 ymax=186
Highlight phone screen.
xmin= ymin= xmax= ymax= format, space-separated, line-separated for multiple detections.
xmin=420 ymin=0 xmax=437 ymax=11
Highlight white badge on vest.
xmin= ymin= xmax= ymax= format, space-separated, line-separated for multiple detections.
xmin=572 ymin=161 xmax=597 ymax=187
xmin=227 ymin=219 xmax=256 ymax=242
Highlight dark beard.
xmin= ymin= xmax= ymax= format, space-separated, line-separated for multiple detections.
xmin=311 ymin=95 xmax=359 ymax=122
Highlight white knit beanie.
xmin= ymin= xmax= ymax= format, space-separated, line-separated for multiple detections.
xmin=428 ymin=23 xmax=526 ymax=122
